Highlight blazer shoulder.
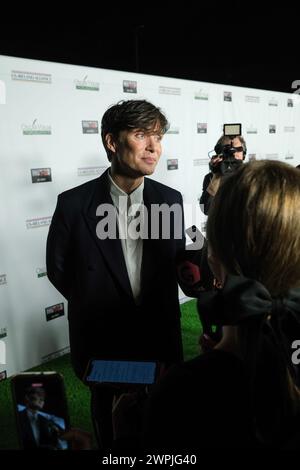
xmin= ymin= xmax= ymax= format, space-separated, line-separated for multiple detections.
xmin=146 ymin=178 xmax=183 ymax=202
xmin=58 ymin=177 xmax=100 ymax=201
xmin=53 ymin=176 xmax=105 ymax=218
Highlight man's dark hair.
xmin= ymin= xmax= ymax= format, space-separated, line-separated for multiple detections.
xmin=25 ymin=385 xmax=45 ymax=397
xmin=101 ymin=100 xmax=169 ymax=160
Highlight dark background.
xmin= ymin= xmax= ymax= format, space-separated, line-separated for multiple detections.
xmin=0 ymin=3 xmax=297 ymax=93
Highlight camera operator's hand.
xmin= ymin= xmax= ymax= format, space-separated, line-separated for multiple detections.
xmin=209 ymin=155 xmax=223 ymax=171
xmin=207 ymin=174 xmax=221 ymax=196
xmin=210 ymin=155 xmax=223 ymax=166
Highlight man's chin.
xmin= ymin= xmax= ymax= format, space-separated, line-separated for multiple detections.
xmin=143 ymin=168 xmax=155 ymax=176
xmin=141 ymin=164 xmax=157 ymax=176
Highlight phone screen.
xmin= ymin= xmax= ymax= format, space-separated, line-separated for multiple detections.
xmin=85 ymin=360 xmax=157 ymax=385
xmin=11 ymin=372 xmax=70 ymax=450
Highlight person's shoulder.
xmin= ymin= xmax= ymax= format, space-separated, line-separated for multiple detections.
xmin=203 ymin=172 xmax=213 ymax=184
xmin=190 ymin=349 xmax=243 ymax=370
xmin=164 ymin=350 xmax=244 ymax=385
xmin=58 ymin=176 xmax=101 ymax=201
xmin=145 ymin=178 xmax=182 ymax=201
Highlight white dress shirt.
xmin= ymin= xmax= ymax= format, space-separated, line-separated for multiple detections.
xmin=26 ymin=409 xmax=40 ymax=444
xmin=108 ymin=172 xmax=144 ymax=302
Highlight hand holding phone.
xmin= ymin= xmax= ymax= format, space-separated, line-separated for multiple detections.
xmin=11 ymin=372 xmax=70 ymax=450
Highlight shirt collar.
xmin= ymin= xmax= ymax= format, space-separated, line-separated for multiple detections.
xmin=108 ymin=171 xmax=144 ymax=210
xmin=27 ymin=409 xmax=38 ymax=420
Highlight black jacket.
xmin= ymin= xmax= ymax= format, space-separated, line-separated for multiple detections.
xmin=46 ymin=170 xmax=185 ymax=379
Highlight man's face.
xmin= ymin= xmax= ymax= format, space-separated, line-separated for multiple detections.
xmin=27 ymin=392 xmax=45 ymax=411
xmin=108 ymin=125 xmax=163 ymax=178
xmin=230 ymin=137 xmax=244 ymax=160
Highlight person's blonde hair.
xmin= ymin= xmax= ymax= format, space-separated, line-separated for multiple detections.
xmin=207 ymin=160 xmax=300 ymax=295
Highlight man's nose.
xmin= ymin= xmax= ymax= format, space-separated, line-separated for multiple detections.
xmin=145 ymin=135 xmax=159 ymax=152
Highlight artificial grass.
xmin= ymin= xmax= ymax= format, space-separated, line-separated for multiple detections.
xmin=0 ymin=299 xmax=201 ymax=450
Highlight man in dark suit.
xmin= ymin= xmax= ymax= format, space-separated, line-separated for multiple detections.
xmin=46 ymin=99 xmax=185 ymax=449
xmin=18 ymin=386 xmax=61 ymax=449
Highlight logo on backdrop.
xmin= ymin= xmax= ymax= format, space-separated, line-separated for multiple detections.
xmin=22 ymin=119 xmax=52 ymax=135
xmin=41 ymin=346 xmax=70 ymax=364
xmin=11 ymin=70 xmax=52 ymax=84
xmin=31 ymin=168 xmax=52 ymax=183
xmin=245 ymin=95 xmax=260 ymax=103
xmin=74 ymin=75 xmax=99 ymax=91
xmin=45 ymin=303 xmax=65 ymax=322
xmin=78 ymin=166 xmax=108 ymax=177
xmin=269 ymin=124 xmax=276 ymax=134
xmin=0 ymin=370 xmax=7 ymax=380
xmin=26 ymin=217 xmax=52 ymax=229
xmin=123 ymin=80 xmax=137 ymax=93
xmin=159 ymin=86 xmax=181 ymax=96
xmin=248 ymin=154 xmax=257 ymax=161
xmin=167 ymin=159 xmax=179 ymax=170
xmin=287 ymin=98 xmax=294 ymax=107
xmin=0 ymin=328 xmax=7 ymax=339
xmin=194 ymin=89 xmax=208 ymax=100
xmin=246 ymin=126 xmax=258 ymax=134
xmin=224 ymin=91 xmax=232 ymax=102
xmin=36 ymin=267 xmax=47 ymax=279
xmin=166 ymin=127 xmax=180 ymax=134
xmin=0 ymin=274 xmax=7 ymax=286
xmin=193 ymin=158 xmax=209 ymax=166
xmin=285 ymin=152 xmax=294 ymax=160
xmin=82 ymin=120 xmax=99 ymax=134
xmin=284 ymin=126 xmax=295 ymax=133
xmin=197 ymin=123 xmax=207 ymax=134
xmin=268 ymin=97 xmax=278 ymax=107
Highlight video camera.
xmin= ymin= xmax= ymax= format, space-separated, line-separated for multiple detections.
xmin=209 ymin=123 xmax=245 ymax=175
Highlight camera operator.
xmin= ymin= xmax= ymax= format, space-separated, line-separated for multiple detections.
xmin=198 ymin=126 xmax=247 ymax=348
xmin=200 ymin=130 xmax=247 ymax=215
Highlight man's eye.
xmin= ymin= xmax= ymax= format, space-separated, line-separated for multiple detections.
xmin=135 ymin=133 xmax=145 ymax=139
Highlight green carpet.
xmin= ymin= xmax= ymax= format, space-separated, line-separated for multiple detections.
xmin=0 ymin=299 xmax=201 ymax=449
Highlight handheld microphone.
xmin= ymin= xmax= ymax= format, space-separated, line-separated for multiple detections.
xmin=177 ymin=226 xmax=204 ymax=296
xmin=177 ymin=226 xmax=215 ymax=296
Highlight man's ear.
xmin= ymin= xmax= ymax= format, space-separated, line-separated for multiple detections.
xmin=105 ymin=133 xmax=117 ymax=154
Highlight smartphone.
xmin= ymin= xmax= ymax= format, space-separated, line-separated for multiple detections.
xmin=84 ymin=359 xmax=159 ymax=388
xmin=11 ymin=371 xmax=70 ymax=450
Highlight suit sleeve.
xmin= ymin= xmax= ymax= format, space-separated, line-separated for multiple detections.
xmin=46 ymin=195 xmax=72 ymax=300
xmin=199 ymin=173 xmax=212 ymax=215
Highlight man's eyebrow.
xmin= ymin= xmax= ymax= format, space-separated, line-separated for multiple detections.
xmin=132 ymin=128 xmax=163 ymax=134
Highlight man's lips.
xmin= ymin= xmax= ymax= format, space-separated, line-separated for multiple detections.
xmin=142 ymin=157 xmax=156 ymax=164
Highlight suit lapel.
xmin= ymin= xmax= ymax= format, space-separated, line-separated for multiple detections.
xmin=83 ymin=169 xmax=133 ymax=298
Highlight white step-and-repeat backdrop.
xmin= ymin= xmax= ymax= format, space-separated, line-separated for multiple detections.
xmin=0 ymin=54 xmax=299 ymax=377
